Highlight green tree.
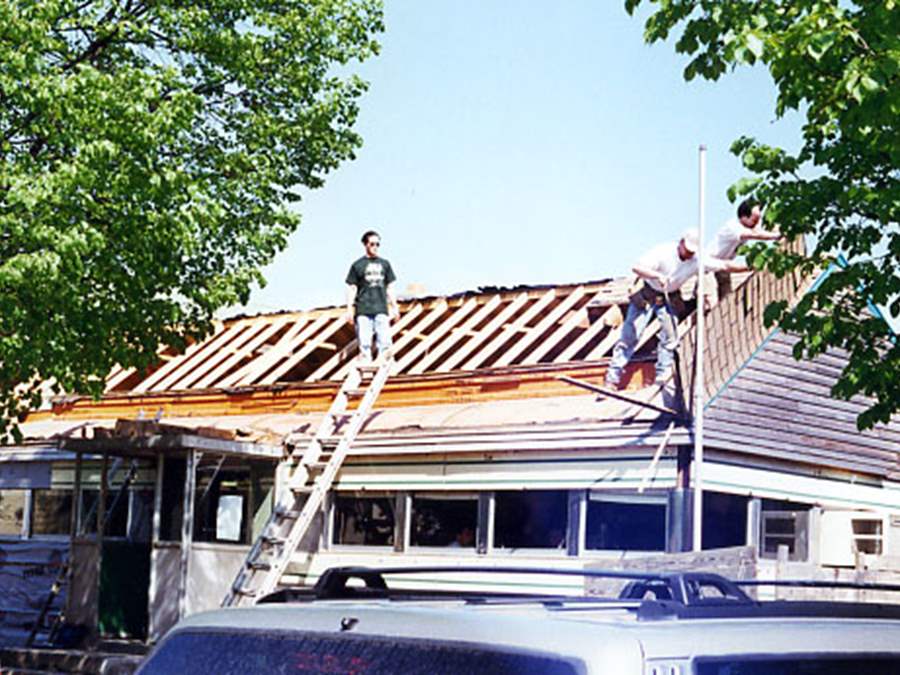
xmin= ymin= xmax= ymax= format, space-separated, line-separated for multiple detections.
xmin=0 ymin=0 xmax=383 ymax=439
xmin=626 ymin=0 xmax=900 ymax=429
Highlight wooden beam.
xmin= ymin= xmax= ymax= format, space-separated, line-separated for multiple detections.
xmin=459 ymin=289 xmax=556 ymax=370
xmin=435 ymin=293 xmax=529 ymax=373
xmin=219 ymin=316 xmax=320 ymax=387
xmin=554 ymin=305 xmax=619 ymax=363
xmin=191 ymin=318 xmax=290 ymax=390
xmin=332 ymin=300 xmax=450 ymax=382
xmin=104 ymin=366 xmax=136 ymax=392
xmin=557 ymin=375 xmax=681 ymax=417
xmin=494 ymin=287 xmax=586 ymax=368
xmin=638 ymin=419 xmax=676 ymax=494
xmin=519 ymin=289 xmax=597 ymax=366
xmin=132 ymin=323 xmax=228 ymax=393
xmin=144 ymin=322 xmax=251 ymax=393
xmin=307 ymin=303 xmax=425 ymax=382
xmin=408 ymin=296 xmax=502 ymax=375
xmin=259 ymin=315 xmax=348 ymax=385
xmin=169 ymin=320 xmax=273 ymax=391
xmin=393 ymin=298 xmax=479 ymax=374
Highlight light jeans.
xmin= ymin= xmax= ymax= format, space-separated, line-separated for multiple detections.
xmin=607 ymin=299 xmax=678 ymax=384
xmin=355 ymin=313 xmax=392 ymax=361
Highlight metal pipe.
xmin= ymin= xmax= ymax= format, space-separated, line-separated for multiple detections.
xmin=692 ymin=144 xmax=707 ymax=552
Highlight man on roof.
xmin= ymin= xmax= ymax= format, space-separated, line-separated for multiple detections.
xmin=709 ymin=198 xmax=781 ymax=300
xmin=606 ymin=229 xmax=724 ymax=390
xmin=345 ymin=230 xmax=399 ymax=363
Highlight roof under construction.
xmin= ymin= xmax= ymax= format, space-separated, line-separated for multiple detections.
xmin=14 ymin=251 xmax=900 ymax=480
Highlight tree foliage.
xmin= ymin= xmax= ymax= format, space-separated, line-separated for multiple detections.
xmin=0 ymin=0 xmax=383 ymax=440
xmin=626 ymin=0 xmax=900 ymax=429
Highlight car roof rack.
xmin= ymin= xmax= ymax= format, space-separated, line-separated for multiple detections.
xmin=257 ymin=566 xmax=900 ymax=622
xmin=259 ymin=565 xmax=752 ymax=607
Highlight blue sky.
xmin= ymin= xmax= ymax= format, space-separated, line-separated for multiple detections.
xmin=234 ymin=1 xmax=802 ymax=316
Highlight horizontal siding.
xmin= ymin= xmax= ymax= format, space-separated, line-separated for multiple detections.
xmin=706 ymin=331 xmax=900 ymax=478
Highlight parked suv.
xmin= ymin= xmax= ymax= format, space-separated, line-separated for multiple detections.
xmin=137 ymin=566 xmax=900 ymax=674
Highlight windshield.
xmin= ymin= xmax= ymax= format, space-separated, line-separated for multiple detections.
xmin=696 ymin=655 xmax=900 ymax=674
xmin=137 ymin=628 xmax=582 ymax=675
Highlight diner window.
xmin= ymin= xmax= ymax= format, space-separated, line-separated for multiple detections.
xmin=80 ymin=489 xmax=129 ymax=537
xmin=702 ymin=492 xmax=748 ymax=550
xmin=0 ymin=490 xmax=26 ymax=536
xmin=586 ymin=494 xmax=666 ymax=552
xmin=494 ymin=491 xmax=567 ymax=550
xmin=31 ymin=488 xmax=73 ymax=536
xmin=410 ymin=494 xmax=478 ymax=548
xmin=193 ymin=457 xmax=273 ymax=545
xmin=159 ymin=458 xmax=186 ymax=542
xmin=760 ymin=499 xmax=810 ymax=561
xmin=332 ymin=495 xmax=395 ymax=546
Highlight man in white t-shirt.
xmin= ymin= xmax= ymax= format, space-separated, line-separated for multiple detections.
xmin=606 ymin=229 xmax=725 ymax=389
xmin=710 ymin=199 xmax=781 ymax=299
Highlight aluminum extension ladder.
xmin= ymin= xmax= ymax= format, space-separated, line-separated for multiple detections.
xmin=222 ymin=359 xmax=392 ymax=607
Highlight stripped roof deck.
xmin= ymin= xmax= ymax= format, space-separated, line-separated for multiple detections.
xmin=103 ymin=278 xmax=651 ymax=394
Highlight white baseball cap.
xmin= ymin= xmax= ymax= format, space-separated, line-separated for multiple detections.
xmin=681 ymin=228 xmax=699 ymax=254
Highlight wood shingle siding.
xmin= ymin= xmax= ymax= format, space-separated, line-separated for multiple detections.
xmin=704 ymin=331 xmax=900 ymax=479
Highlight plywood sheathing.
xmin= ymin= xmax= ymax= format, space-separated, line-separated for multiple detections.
xmin=36 ymin=361 xmax=657 ymax=423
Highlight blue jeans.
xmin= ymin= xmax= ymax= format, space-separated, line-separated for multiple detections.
xmin=607 ymin=299 xmax=678 ymax=384
xmin=356 ymin=313 xmax=391 ymax=361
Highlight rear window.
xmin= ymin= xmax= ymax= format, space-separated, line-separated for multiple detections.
xmin=137 ymin=628 xmax=583 ymax=675
xmin=696 ymin=655 xmax=900 ymax=674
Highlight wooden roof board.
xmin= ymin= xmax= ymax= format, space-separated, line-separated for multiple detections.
xmin=434 ymin=292 xmax=529 ymax=373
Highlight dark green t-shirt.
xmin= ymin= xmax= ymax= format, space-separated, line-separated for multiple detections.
xmin=345 ymin=256 xmax=396 ymax=316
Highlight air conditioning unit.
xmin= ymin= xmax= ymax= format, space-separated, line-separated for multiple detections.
xmin=819 ymin=511 xmax=888 ymax=567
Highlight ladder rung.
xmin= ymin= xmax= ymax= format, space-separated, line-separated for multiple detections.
xmin=274 ymin=507 xmax=301 ymax=520
xmin=291 ymin=484 xmax=316 ymax=494
xmin=247 ymin=560 xmax=271 ymax=571
xmin=356 ymin=364 xmax=379 ymax=375
xmin=232 ymin=586 xmax=259 ymax=597
xmin=344 ymin=388 xmax=367 ymax=398
xmin=306 ymin=461 xmax=328 ymax=472
xmin=261 ymin=535 xmax=287 ymax=546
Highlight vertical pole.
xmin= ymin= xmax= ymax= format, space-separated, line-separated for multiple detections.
xmin=148 ymin=454 xmax=164 ymax=641
xmin=179 ymin=450 xmax=198 ymax=619
xmin=692 ymin=145 xmax=707 ymax=552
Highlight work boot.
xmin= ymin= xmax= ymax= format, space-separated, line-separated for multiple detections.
xmin=604 ymin=372 xmax=620 ymax=390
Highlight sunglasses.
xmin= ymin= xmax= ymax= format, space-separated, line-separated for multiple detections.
xmin=367 ymin=241 xmax=380 ymax=247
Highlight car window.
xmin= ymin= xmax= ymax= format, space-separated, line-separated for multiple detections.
xmin=695 ymin=655 xmax=900 ymax=675
xmin=137 ymin=628 xmax=583 ymax=675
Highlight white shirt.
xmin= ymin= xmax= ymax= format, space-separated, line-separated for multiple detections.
xmin=636 ymin=242 xmax=699 ymax=292
xmin=712 ymin=217 xmax=747 ymax=260
xmin=637 ymin=241 xmax=729 ymax=293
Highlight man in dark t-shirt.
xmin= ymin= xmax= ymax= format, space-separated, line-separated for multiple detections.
xmin=345 ymin=230 xmax=398 ymax=363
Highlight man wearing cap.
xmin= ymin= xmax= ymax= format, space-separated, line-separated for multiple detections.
xmin=606 ymin=229 xmax=709 ymax=389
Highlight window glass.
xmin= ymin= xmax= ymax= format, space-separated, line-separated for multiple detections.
xmin=702 ymin=492 xmax=748 ymax=550
xmin=79 ymin=489 xmax=129 ymax=537
xmin=760 ymin=499 xmax=811 ymax=561
xmin=31 ymin=489 xmax=73 ymax=535
xmin=494 ymin=491 xmax=566 ymax=550
xmin=0 ymin=490 xmax=26 ymax=536
xmin=159 ymin=458 xmax=186 ymax=542
xmin=333 ymin=495 xmax=395 ymax=546
xmin=586 ymin=495 xmax=665 ymax=551
xmin=696 ymin=656 xmax=900 ymax=675
xmin=411 ymin=495 xmax=477 ymax=548
xmin=194 ymin=457 xmax=274 ymax=545
xmin=140 ymin=629 xmax=582 ymax=675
